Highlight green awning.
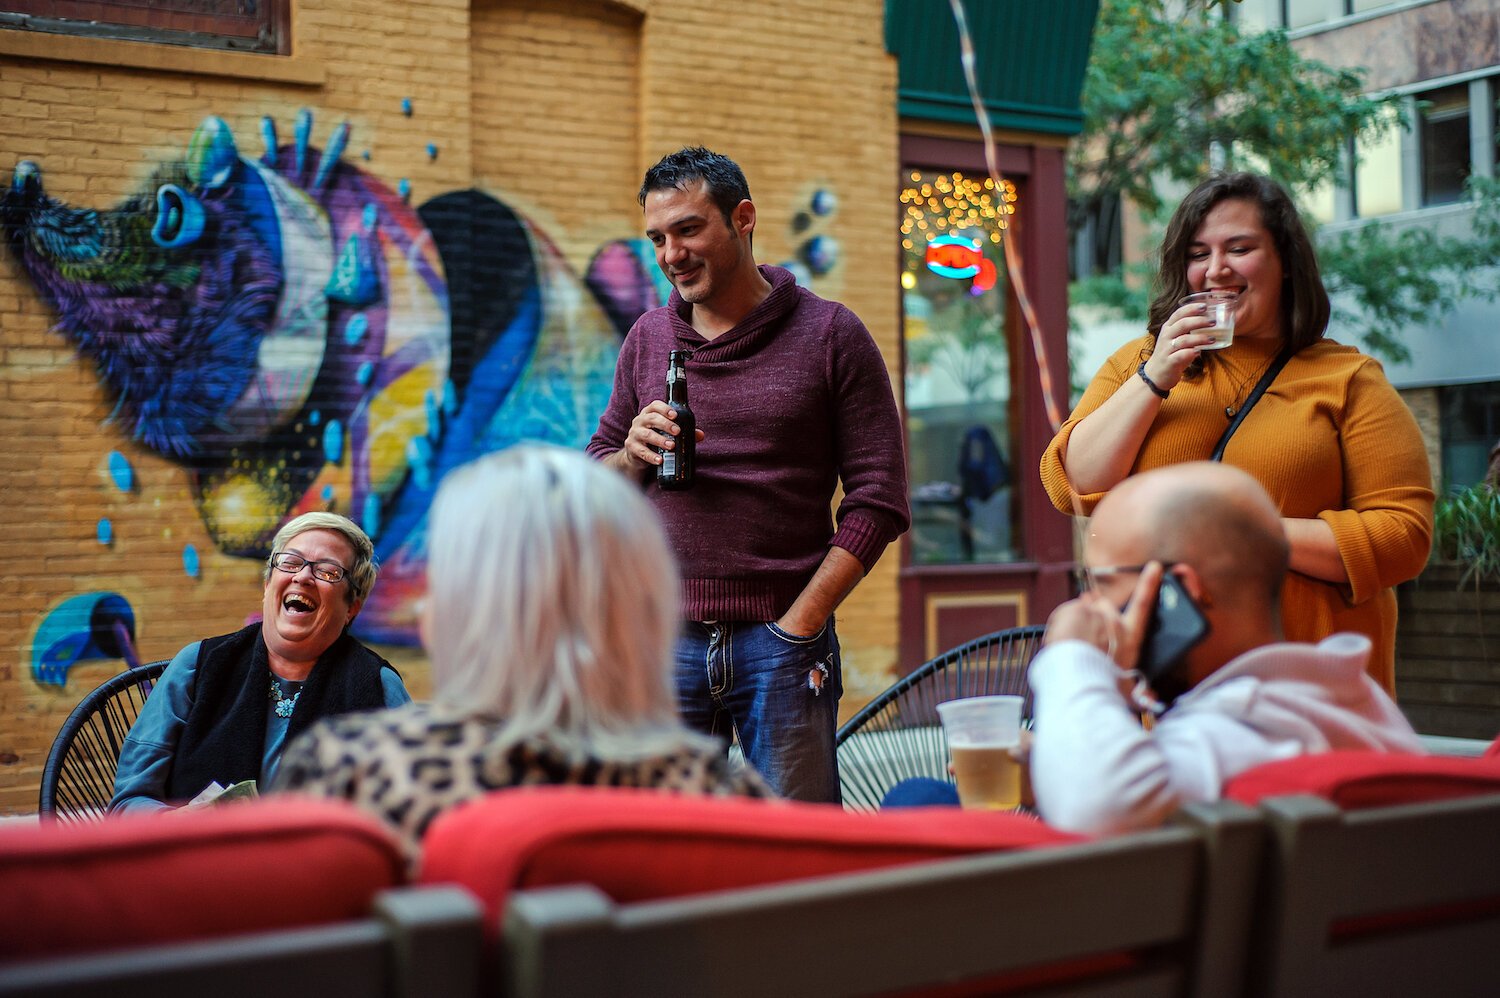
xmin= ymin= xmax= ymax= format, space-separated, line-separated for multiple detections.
xmin=887 ymin=0 xmax=1098 ymax=137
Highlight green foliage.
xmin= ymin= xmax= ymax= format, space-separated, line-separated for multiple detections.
xmin=1071 ymin=0 xmax=1396 ymax=225
xmin=1068 ymin=266 xmax=1153 ymax=324
xmin=1318 ymin=177 xmax=1500 ymax=363
xmin=1432 ymin=481 xmax=1500 ymax=588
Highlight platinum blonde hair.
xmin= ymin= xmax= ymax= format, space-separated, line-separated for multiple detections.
xmin=264 ymin=512 xmax=377 ymax=604
xmin=424 ymin=445 xmax=704 ymax=758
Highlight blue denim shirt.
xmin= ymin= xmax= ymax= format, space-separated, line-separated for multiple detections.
xmin=109 ymin=640 xmax=410 ymax=813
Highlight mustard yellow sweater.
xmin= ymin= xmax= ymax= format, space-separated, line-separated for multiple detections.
xmin=1040 ymin=335 xmax=1434 ymax=693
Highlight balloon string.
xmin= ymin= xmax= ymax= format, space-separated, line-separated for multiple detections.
xmin=948 ymin=0 xmax=1091 ymax=554
xmin=948 ymin=0 xmax=1067 ymax=435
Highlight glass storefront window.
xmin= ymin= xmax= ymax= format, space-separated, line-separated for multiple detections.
xmin=1420 ymin=83 xmax=1472 ymax=207
xmin=901 ymin=169 xmax=1018 ymax=565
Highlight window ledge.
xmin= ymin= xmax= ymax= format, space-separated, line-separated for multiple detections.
xmin=1287 ymin=0 xmax=1445 ymax=39
xmin=0 ymin=29 xmax=324 ymax=86
xmin=1321 ymin=199 xmax=1479 ymax=236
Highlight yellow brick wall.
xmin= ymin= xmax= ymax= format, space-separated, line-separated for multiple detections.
xmin=0 ymin=0 xmax=901 ymax=813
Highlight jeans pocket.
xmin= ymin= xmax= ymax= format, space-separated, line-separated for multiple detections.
xmin=764 ymin=620 xmax=827 ymax=645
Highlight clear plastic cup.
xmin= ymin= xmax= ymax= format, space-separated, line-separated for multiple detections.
xmin=1181 ymin=290 xmax=1238 ymax=350
xmin=936 ymin=695 xmax=1023 ymax=810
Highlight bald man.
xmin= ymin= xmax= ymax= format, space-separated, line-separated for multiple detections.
xmin=1029 ymin=461 xmax=1422 ymax=836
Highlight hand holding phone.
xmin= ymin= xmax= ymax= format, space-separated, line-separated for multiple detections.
xmin=1137 ymin=571 xmax=1209 ymax=706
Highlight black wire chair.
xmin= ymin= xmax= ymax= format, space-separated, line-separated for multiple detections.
xmin=38 ymin=660 xmax=170 ymax=823
xmin=835 ymin=625 xmax=1045 ymax=812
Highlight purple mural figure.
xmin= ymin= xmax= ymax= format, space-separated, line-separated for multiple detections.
xmin=4 ymin=111 xmax=660 ymax=645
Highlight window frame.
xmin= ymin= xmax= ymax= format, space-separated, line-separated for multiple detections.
xmin=0 ymin=1 xmax=288 ymax=55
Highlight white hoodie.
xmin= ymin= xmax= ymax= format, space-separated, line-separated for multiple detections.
xmin=1029 ymin=633 xmax=1424 ymax=836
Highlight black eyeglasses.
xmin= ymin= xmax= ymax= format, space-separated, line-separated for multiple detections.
xmin=1072 ymin=562 xmax=1177 ymax=592
xmin=269 ymin=551 xmax=349 ymax=584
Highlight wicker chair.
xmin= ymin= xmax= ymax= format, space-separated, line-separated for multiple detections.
xmin=835 ymin=625 xmax=1045 ymax=812
xmin=38 ymin=660 xmax=169 ymax=823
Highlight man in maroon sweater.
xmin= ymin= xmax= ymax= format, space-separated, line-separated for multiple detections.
xmin=587 ymin=147 xmax=910 ymax=803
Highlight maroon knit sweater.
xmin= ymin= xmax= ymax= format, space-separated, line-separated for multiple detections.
xmin=587 ymin=265 xmax=910 ymax=621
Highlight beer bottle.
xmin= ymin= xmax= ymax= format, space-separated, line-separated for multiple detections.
xmin=657 ymin=349 xmax=695 ymax=490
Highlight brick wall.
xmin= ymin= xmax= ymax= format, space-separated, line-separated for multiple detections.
xmin=0 ymin=0 xmax=900 ymax=813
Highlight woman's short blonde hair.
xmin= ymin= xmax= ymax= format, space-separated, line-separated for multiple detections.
xmin=424 ymin=445 xmax=697 ymax=758
xmin=263 ymin=512 xmax=378 ymax=604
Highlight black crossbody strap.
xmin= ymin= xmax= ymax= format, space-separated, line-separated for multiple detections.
xmin=1211 ymin=348 xmax=1293 ymax=462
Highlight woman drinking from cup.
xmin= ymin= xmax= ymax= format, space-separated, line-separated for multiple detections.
xmin=1040 ymin=172 xmax=1433 ymax=693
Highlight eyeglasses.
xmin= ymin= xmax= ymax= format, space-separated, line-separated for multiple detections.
xmin=269 ymin=551 xmax=349 ymax=584
xmin=1072 ymin=562 xmax=1177 ymax=593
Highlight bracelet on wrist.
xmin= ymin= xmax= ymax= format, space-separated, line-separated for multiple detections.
xmin=1137 ymin=362 xmax=1169 ymax=399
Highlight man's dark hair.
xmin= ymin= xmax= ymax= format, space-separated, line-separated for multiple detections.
xmin=638 ymin=147 xmax=751 ymax=225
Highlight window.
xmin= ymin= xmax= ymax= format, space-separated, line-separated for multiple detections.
xmin=1440 ymin=382 xmax=1500 ymax=491
xmin=1285 ymin=0 xmax=1344 ymax=29
xmin=901 ymin=169 xmax=1019 ymax=565
xmin=1068 ymin=193 xmax=1122 ymax=282
xmin=0 ymin=1 xmax=288 ymax=54
xmin=1225 ymin=0 xmax=1280 ymax=32
xmin=1280 ymin=0 xmax=1399 ymax=29
xmin=1420 ymin=84 xmax=1472 ymax=206
xmin=1354 ymin=105 xmax=1403 ymax=218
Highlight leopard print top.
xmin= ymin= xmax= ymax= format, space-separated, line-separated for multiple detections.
xmin=273 ymin=701 xmax=773 ymax=867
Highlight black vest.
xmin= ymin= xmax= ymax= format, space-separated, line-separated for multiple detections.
xmin=167 ymin=623 xmax=393 ymax=800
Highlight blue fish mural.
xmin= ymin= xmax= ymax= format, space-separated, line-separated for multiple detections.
xmin=4 ymin=112 xmax=657 ymax=646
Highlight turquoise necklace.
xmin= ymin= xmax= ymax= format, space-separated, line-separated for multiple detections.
xmin=269 ymin=676 xmax=302 ymax=718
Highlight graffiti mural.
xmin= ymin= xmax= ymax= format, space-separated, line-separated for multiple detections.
xmin=4 ymin=110 xmax=664 ymax=662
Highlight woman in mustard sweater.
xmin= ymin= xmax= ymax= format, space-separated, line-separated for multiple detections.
xmin=1041 ymin=173 xmax=1432 ymax=693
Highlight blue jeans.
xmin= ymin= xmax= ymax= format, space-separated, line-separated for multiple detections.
xmin=674 ymin=619 xmax=842 ymax=804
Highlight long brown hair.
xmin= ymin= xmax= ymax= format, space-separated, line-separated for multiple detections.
xmin=1146 ymin=173 xmax=1329 ymax=373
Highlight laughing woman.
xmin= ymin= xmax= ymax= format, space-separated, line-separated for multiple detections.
xmin=109 ymin=513 xmax=410 ymax=812
xmin=1041 ymin=172 xmax=1433 ymax=694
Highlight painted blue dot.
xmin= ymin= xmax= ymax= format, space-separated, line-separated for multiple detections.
xmin=361 ymin=149 xmax=372 ymax=161
xmin=398 ymin=178 xmax=411 ymax=200
xmin=407 ymin=438 xmax=433 ymax=490
xmin=362 ymin=203 xmax=378 ymax=230
xmin=811 ymin=189 xmax=838 ymax=216
xmin=344 ymin=313 xmax=369 ymax=346
xmin=309 ymin=409 xmax=321 ymax=426
xmin=401 ymin=98 xmax=413 ymax=116
xmin=97 ymin=518 xmax=112 ymax=545
xmin=107 ymin=451 xmax=133 ymax=493
xmin=356 ymin=361 xmax=374 ymax=387
xmin=362 ymin=494 xmax=382 ymax=539
xmin=323 ymin=420 xmax=345 ymax=463
xmin=426 ymin=143 xmax=438 ymax=160
xmin=183 ymin=544 xmax=201 ymax=578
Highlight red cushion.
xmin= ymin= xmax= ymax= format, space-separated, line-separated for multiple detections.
xmin=417 ymin=786 xmax=1080 ymax=930
xmin=1224 ymin=751 xmax=1500 ymax=809
xmin=0 ymin=796 xmax=406 ymax=961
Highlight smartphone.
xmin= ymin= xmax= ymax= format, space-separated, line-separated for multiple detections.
xmin=1137 ymin=571 xmax=1209 ymax=706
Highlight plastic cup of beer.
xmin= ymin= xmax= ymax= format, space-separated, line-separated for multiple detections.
xmin=936 ymin=695 xmax=1024 ymax=810
xmin=1180 ymin=290 xmax=1238 ymax=350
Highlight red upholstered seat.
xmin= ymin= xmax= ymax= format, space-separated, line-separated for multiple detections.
xmin=0 ymin=795 xmax=406 ymax=961
xmin=417 ymin=786 xmax=1080 ymax=928
xmin=1224 ymin=750 xmax=1500 ymax=810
